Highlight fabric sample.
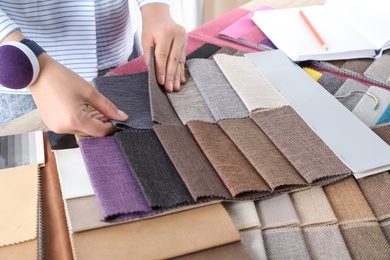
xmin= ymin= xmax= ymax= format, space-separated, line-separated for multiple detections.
xmin=302 ymin=225 xmax=352 ymax=260
xmin=334 ymin=79 xmax=369 ymax=111
xmin=186 ymin=43 xmax=221 ymax=60
xmin=0 ymin=239 xmax=38 ymax=260
xmin=0 ymin=109 xmax=48 ymax=136
xmin=357 ymin=172 xmax=390 ymax=220
xmin=255 ymin=193 xmax=300 ymax=229
xmin=290 ymin=186 xmax=337 ymax=226
xmin=380 ymin=219 xmax=390 ymax=243
xmin=210 ymin=46 xmax=239 ymax=57
xmin=352 ymin=86 xmax=390 ymax=126
xmin=317 ymin=72 xmax=346 ymax=95
xmin=219 ymin=118 xmax=307 ymax=191
xmin=263 ymin=227 xmax=311 ymax=259
xmin=78 ymin=136 xmax=153 ymax=222
xmin=377 ymin=103 xmax=390 ymax=125
xmin=341 ymin=58 xmax=373 ymax=75
xmin=252 ymin=106 xmax=351 ymax=184
xmin=340 ymin=222 xmax=390 ymax=260
xmin=93 ymin=73 xmax=153 ymax=130
xmin=0 ymin=164 xmax=38 ymax=246
xmin=0 ymin=93 xmax=36 ymax=125
xmin=47 ymin=131 xmax=78 ymax=150
xmin=223 ymin=201 xmax=261 ymax=230
xmin=72 ymin=203 xmax=241 ymax=260
xmin=239 ymin=26 xmax=268 ymax=48
xmin=153 ymin=124 xmax=231 ymax=200
xmin=303 ymin=67 xmax=322 ymax=81
xmin=372 ymin=123 xmax=390 ymax=144
xmin=323 ymin=176 xmax=377 ymax=224
xmin=187 ymin=59 xmax=249 ymax=121
xmin=364 ymin=52 xmax=390 ymax=84
xmin=187 ymin=120 xmax=270 ymax=198
xmin=214 ymin=54 xmax=288 ymax=112
xmin=54 ymin=148 xmax=94 ymax=200
xmin=114 ymin=130 xmax=194 ymax=209
xmin=240 ymin=229 xmax=268 ymax=260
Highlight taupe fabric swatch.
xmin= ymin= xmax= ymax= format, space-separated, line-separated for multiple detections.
xmin=341 ymin=58 xmax=373 ymax=76
xmin=372 ymin=123 xmax=390 ymax=144
xmin=364 ymin=52 xmax=390 ymax=84
xmin=214 ymin=54 xmax=287 ymax=112
xmin=153 ymin=124 xmax=232 ymax=200
xmin=0 ymin=239 xmax=37 ymax=260
xmin=210 ymin=46 xmax=240 ymax=57
xmin=380 ymin=219 xmax=390 ymax=243
xmin=187 ymin=59 xmax=250 ymax=121
xmin=317 ymin=72 xmax=346 ymax=95
xmin=323 ymin=176 xmax=377 ymax=224
xmin=290 ymin=186 xmax=338 ymax=226
xmin=357 ymin=172 xmax=390 ymax=220
xmin=187 ymin=120 xmax=270 ymax=197
xmin=218 ymin=118 xmax=307 ymax=191
xmin=263 ymin=227 xmax=311 ymax=259
xmin=340 ymin=222 xmax=390 ymax=260
xmin=255 ymin=193 xmax=300 ymax=229
xmin=334 ymin=79 xmax=369 ymax=111
xmin=302 ymin=225 xmax=352 ymax=260
xmin=223 ymin=201 xmax=261 ymax=230
xmin=240 ymin=229 xmax=268 ymax=260
xmin=320 ymin=60 xmax=346 ymax=69
xmin=252 ymin=106 xmax=351 ymax=184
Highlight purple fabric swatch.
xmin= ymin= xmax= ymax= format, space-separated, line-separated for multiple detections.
xmin=78 ymin=136 xmax=155 ymax=222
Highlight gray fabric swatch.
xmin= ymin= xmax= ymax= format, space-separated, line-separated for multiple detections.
xmin=240 ymin=229 xmax=267 ymax=260
xmin=334 ymin=79 xmax=369 ymax=111
xmin=364 ymin=52 xmax=390 ymax=84
xmin=0 ymin=93 xmax=36 ymax=125
xmin=317 ymin=72 xmax=346 ymax=95
xmin=223 ymin=201 xmax=261 ymax=230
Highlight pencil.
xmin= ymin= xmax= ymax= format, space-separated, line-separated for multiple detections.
xmin=299 ymin=9 xmax=328 ymax=50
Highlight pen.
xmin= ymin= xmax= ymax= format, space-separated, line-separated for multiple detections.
xmin=299 ymin=9 xmax=328 ymax=50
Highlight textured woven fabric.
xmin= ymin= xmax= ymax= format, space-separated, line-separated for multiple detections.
xmin=380 ymin=219 xmax=390 ymax=243
xmin=187 ymin=59 xmax=249 ymax=121
xmin=340 ymin=58 xmax=373 ymax=75
xmin=317 ymin=72 xmax=346 ymax=95
xmin=290 ymin=186 xmax=337 ymax=226
xmin=302 ymin=225 xmax=352 ymax=260
xmin=255 ymin=193 xmax=300 ymax=229
xmin=187 ymin=120 xmax=270 ymax=197
xmin=372 ymin=123 xmax=390 ymax=144
xmin=223 ymin=201 xmax=261 ymax=230
xmin=334 ymin=79 xmax=369 ymax=111
xmin=364 ymin=52 xmax=390 ymax=84
xmin=218 ymin=118 xmax=307 ymax=191
xmin=357 ymin=172 xmax=390 ymax=220
xmin=153 ymin=124 xmax=231 ymax=200
xmin=214 ymin=54 xmax=287 ymax=112
xmin=252 ymin=106 xmax=351 ymax=184
xmin=377 ymin=103 xmax=390 ymax=125
xmin=340 ymin=222 xmax=390 ymax=260
xmin=78 ymin=136 xmax=153 ymax=222
xmin=211 ymin=46 xmax=240 ymax=57
xmin=263 ymin=227 xmax=311 ymax=259
xmin=114 ymin=130 xmax=194 ymax=208
xmin=93 ymin=73 xmax=153 ymax=130
xmin=323 ymin=176 xmax=376 ymax=224
xmin=186 ymin=43 xmax=221 ymax=60
xmin=240 ymin=229 xmax=268 ymax=260
xmin=352 ymin=86 xmax=390 ymax=127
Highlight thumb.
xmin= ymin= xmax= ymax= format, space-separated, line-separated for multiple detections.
xmin=88 ymin=90 xmax=128 ymax=121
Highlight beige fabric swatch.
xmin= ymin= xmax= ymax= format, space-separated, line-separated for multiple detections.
xmin=255 ymin=193 xmax=300 ymax=229
xmin=240 ymin=229 xmax=267 ymax=260
xmin=0 ymin=164 xmax=38 ymax=247
xmin=364 ymin=52 xmax=390 ymax=84
xmin=290 ymin=186 xmax=338 ymax=226
xmin=72 ymin=203 xmax=241 ymax=260
xmin=323 ymin=176 xmax=377 ymax=224
xmin=0 ymin=239 xmax=37 ymax=260
xmin=214 ymin=54 xmax=287 ymax=112
xmin=223 ymin=201 xmax=261 ymax=230
xmin=0 ymin=109 xmax=48 ymax=136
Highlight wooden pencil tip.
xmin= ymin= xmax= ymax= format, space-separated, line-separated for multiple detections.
xmin=323 ymin=44 xmax=328 ymax=50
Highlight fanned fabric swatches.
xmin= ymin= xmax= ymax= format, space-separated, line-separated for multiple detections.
xmin=357 ymin=172 xmax=390 ymax=221
xmin=377 ymin=103 xmax=390 ymax=125
xmin=334 ymin=79 xmax=369 ymax=111
xmin=290 ymin=186 xmax=337 ymax=227
xmin=323 ymin=176 xmax=376 ymax=224
xmin=114 ymin=130 xmax=194 ymax=209
xmin=214 ymin=54 xmax=288 ymax=111
xmin=186 ymin=43 xmax=221 ymax=60
xmin=223 ymin=201 xmax=261 ymax=230
xmin=340 ymin=222 xmax=390 ymax=259
xmin=187 ymin=120 xmax=270 ymax=198
xmin=78 ymin=136 xmax=154 ymax=222
xmin=93 ymin=73 xmax=153 ymax=130
xmin=263 ymin=227 xmax=311 ymax=260
xmin=317 ymin=72 xmax=346 ymax=95
xmin=239 ymin=229 xmax=268 ymax=260
xmin=302 ymin=225 xmax=352 ymax=260
xmin=252 ymin=106 xmax=351 ymax=184
xmin=340 ymin=58 xmax=373 ymax=76
xmin=255 ymin=193 xmax=300 ymax=230
xmin=364 ymin=52 xmax=390 ymax=84
xmin=187 ymin=59 xmax=249 ymax=121
xmin=372 ymin=123 xmax=390 ymax=144
xmin=153 ymin=124 xmax=231 ymax=200
xmin=218 ymin=118 xmax=307 ymax=191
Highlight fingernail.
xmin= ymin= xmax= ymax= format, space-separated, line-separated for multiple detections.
xmin=160 ymin=75 xmax=165 ymax=85
xmin=167 ymin=81 xmax=173 ymax=92
xmin=174 ymin=79 xmax=181 ymax=91
xmin=118 ymin=109 xmax=128 ymax=119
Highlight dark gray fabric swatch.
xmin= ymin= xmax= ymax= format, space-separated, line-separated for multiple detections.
xmin=317 ymin=72 xmax=346 ymax=95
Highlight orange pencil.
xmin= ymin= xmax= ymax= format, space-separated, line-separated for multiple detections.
xmin=299 ymin=10 xmax=328 ymax=50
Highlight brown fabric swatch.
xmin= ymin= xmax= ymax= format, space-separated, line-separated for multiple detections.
xmin=251 ymin=106 xmax=351 ymax=184
xmin=357 ymin=172 xmax=390 ymax=220
xmin=323 ymin=176 xmax=377 ymax=224
xmin=153 ymin=124 xmax=232 ymax=200
xmin=219 ymin=118 xmax=307 ymax=191
xmin=380 ymin=219 xmax=390 ymax=243
xmin=341 ymin=59 xmax=373 ymax=75
xmin=187 ymin=120 xmax=270 ymax=197
xmin=372 ymin=123 xmax=390 ymax=144
xmin=340 ymin=222 xmax=390 ymax=260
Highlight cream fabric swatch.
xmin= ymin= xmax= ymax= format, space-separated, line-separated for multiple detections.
xmin=240 ymin=229 xmax=267 ymax=260
xmin=255 ymin=193 xmax=300 ymax=229
xmin=0 ymin=164 xmax=38 ymax=246
xmin=54 ymin=148 xmax=95 ymax=199
xmin=223 ymin=201 xmax=261 ymax=230
xmin=0 ymin=109 xmax=48 ymax=136
xmin=0 ymin=239 xmax=37 ymax=260
xmin=364 ymin=52 xmax=390 ymax=84
xmin=290 ymin=186 xmax=338 ymax=226
xmin=213 ymin=54 xmax=287 ymax=112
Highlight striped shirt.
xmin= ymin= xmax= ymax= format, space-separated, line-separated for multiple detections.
xmin=0 ymin=0 xmax=169 ymax=93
